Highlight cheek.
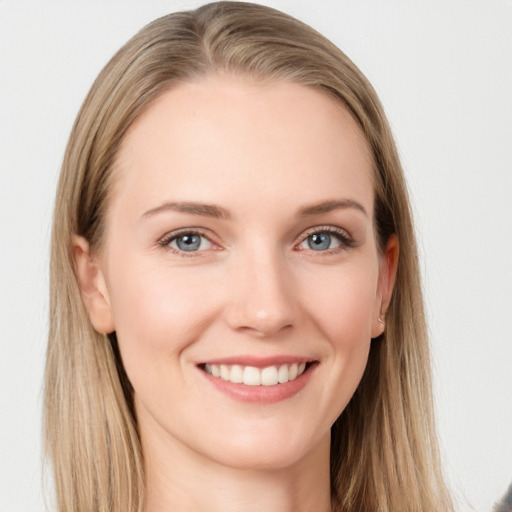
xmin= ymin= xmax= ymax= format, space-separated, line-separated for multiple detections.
xmin=106 ymin=257 xmax=220 ymax=370
xmin=302 ymin=260 xmax=379 ymax=344
xmin=301 ymin=261 xmax=378 ymax=408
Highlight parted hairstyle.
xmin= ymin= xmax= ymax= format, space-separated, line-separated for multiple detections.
xmin=45 ymin=2 xmax=453 ymax=511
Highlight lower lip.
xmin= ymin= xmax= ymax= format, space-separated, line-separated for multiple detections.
xmin=199 ymin=364 xmax=316 ymax=404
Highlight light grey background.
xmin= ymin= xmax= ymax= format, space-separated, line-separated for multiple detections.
xmin=1 ymin=1 xmax=511 ymax=511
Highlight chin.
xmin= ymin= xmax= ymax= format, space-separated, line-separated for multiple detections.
xmin=201 ymin=428 xmax=329 ymax=472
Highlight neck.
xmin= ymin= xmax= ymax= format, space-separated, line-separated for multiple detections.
xmin=141 ymin=421 xmax=332 ymax=512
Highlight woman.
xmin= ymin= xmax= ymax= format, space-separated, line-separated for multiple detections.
xmin=45 ymin=2 xmax=454 ymax=511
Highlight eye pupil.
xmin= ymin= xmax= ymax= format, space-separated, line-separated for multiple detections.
xmin=176 ymin=234 xmax=201 ymax=251
xmin=308 ymin=233 xmax=331 ymax=251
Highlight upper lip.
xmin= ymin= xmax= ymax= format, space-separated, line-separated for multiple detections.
xmin=198 ymin=355 xmax=316 ymax=368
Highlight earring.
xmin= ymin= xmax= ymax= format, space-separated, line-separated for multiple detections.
xmin=378 ymin=316 xmax=384 ymax=325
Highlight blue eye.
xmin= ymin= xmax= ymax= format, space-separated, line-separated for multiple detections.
xmin=298 ymin=228 xmax=351 ymax=252
xmin=168 ymin=233 xmax=212 ymax=252
xmin=307 ymin=233 xmax=334 ymax=251
xmin=306 ymin=233 xmax=340 ymax=251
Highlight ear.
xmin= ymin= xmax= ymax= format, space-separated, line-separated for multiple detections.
xmin=371 ymin=234 xmax=399 ymax=338
xmin=72 ymin=235 xmax=115 ymax=334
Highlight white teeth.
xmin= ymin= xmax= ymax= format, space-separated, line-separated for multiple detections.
xmin=220 ymin=365 xmax=230 ymax=381
xmin=230 ymin=364 xmax=243 ymax=383
xmin=243 ymin=366 xmax=261 ymax=386
xmin=289 ymin=363 xmax=298 ymax=380
xmin=261 ymin=366 xmax=278 ymax=386
xmin=212 ymin=364 xmax=220 ymax=377
xmin=204 ymin=362 xmax=308 ymax=386
xmin=278 ymin=364 xmax=289 ymax=383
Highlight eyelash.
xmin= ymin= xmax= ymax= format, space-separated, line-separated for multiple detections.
xmin=157 ymin=225 xmax=355 ymax=256
xmin=296 ymin=225 xmax=355 ymax=254
xmin=158 ymin=228 xmax=216 ymax=256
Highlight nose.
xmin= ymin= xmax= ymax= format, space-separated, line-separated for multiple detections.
xmin=224 ymin=249 xmax=298 ymax=338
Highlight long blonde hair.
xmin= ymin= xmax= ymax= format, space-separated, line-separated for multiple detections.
xmin=45 ymin=2 xmax=453 ymax=511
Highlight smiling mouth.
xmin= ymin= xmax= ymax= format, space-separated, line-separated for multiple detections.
xmin=201 ymin=362 xmax=311 ymax=386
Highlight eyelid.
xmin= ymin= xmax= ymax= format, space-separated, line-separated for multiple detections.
xmin=295 ymin=225 xmax=355 ymax=251
xmin=158 ymin=228 xmax=221 ymax=254
xmin=156 ymin=225 xmax=355 ymax=256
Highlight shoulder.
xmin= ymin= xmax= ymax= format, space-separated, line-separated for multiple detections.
xmin=495 ymin=482 xmax=512 ymax=512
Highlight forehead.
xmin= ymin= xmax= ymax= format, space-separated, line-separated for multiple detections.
xmin=110 ymin=75 xmax=374 ymax=221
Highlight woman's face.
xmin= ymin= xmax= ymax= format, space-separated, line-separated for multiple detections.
xmin=81 ymin=76 xmax=396 ymax=471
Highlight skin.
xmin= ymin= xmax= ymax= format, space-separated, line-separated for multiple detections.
xmin=74 ymin=76 xmax=398 ymax=512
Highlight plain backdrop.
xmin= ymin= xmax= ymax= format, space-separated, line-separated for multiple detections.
xmin=1 ymin=1 xmax=511 ymax=511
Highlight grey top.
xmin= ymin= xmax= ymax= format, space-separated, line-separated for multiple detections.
xmin=495 ymin=482 xmax=512 ymax=512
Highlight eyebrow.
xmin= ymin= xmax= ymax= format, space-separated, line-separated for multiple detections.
xmin=298 ymin=199 xmax=368 ymax=218
xmin=142 ymin=201 xmax=230 ymax=219
xmin=141 ymin=198 xmax=367 ymax=221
